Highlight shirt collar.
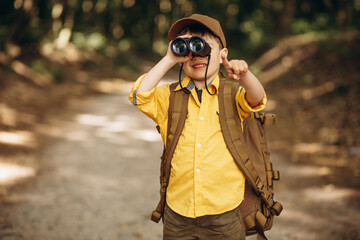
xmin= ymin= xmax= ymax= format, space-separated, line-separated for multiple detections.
xmin=174 ymin=74 xmax=220 ymax=93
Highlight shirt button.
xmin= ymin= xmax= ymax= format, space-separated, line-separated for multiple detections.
xmin=196 ymin=169 xmax=200 ymax=173
xmin=197 ymin=143 xmax=201 ymax=147
xmin=200 ymin=117 xmax=204 ymax=120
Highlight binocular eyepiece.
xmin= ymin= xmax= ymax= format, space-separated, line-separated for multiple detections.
xmin=171 ymin=36 xmax=211 ymax=57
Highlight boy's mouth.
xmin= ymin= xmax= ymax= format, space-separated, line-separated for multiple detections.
xmin=192 ymin=63 xmax=207 ymax=69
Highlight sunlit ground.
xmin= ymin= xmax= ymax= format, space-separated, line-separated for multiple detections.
xmin=0 ymin=131 xmax=37 ymax=148
xmin=0 ymin=130 xmax=38 ymax=187
xmin=0 ymin=162 xmax=36 ymax=186
xmin=0 ymin=79 xmax=161 ymax=187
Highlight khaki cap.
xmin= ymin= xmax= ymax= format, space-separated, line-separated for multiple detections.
xmin=168 ymin=14 xmax=226 ymax=48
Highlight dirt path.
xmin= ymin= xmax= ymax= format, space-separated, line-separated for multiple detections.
xmin=0 ymin=81 xmax=359 ymax=240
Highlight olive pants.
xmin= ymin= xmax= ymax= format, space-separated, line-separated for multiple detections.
xmin=163 ymin=204 xmax=246 ymax=240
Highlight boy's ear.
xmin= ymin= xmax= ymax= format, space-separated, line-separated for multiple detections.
xmin=220 ymin=48 xmax=228 ymax=64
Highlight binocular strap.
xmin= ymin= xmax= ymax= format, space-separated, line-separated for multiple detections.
xmin=178 ymin=55 xmax=216 ymax=96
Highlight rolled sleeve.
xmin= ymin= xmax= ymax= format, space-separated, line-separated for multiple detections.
xmin=236 ymin=87 xmax=267 ymax=120
xmin=128 ymin=74 xmax=156 ymax=106
xmin=128 ymin=74 xmax=170 ymax=127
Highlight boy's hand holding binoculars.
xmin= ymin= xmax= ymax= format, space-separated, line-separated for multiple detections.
xmin=221 ymin=53 xmax=249 ymax=82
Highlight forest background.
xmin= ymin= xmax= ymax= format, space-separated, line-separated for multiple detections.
xmin=0 ymin=0 xmax=359 ymax=235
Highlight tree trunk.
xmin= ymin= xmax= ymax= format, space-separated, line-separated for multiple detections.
xmin=8 ymin=0 xmax=38 ymax=45
xmin=278 ymin=0 xmax=296 ymax=37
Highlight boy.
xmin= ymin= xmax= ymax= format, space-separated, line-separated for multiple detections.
xmin=129 ymin=14 xmax=266 ymax=240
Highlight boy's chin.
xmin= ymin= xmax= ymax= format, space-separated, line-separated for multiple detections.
xmin=191 ymin=78 xmax=205 ymax=83
xmin=187 ymin=72 xmax=207 ymax=81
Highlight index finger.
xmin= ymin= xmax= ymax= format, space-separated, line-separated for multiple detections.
xmin=221 ymin=53 xmax=230 ymax=67
xmin=221 ymin=53 xmax=232 ymax=72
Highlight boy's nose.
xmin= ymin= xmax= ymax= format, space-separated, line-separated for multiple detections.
xmin=191 ymin=54 xmax=208 ymax=60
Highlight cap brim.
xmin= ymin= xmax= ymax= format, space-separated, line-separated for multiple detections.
xmin=168 ymin=14 xmax=226 ymax=48
xmin=168 ymin=19 xmax=211 ymax=41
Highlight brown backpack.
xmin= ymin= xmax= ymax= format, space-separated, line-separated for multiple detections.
xmin=151 ymin=74 xmax=283 ymax=240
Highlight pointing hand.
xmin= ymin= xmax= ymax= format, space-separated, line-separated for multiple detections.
xmin=221 ymin=53 xmax=249 ymax=81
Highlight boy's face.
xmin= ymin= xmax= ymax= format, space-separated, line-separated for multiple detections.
xmin=179 ymin=32 xmax=227 ymax=84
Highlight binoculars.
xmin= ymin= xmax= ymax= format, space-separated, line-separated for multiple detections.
xmin=171 ymin=36 xmax=211 ymax=57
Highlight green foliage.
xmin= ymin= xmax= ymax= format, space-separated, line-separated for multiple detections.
xmin=0 ymin=26 xmax=7 ymax=49
xmin=302 ymin=74 xmax=314 ymax=85
xmin=30 ymin=59 xmax=65 ymax=83
xmin=291 ymin=14 xmax=334 ymax=35
xmin=50 ymin=67 xmax=65 ymax=83
xmin=72 ymin=32 xmax=107 ymax=50
xmin=0 ymin=0 xmax=358 ymax=63
xmin=291 ymin=19 xmax=311 ymax=34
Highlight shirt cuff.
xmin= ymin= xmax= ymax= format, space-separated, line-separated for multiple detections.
xmin=129 ymin=74 xmax=156 ymax=105
xmin=236 ymin=87 xmax=267 ymax=113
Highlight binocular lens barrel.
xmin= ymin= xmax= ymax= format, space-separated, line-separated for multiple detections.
xmin=171 ymin=39 xmax=189 ymax=56
xmin=189 ymin=39 xmax=205 ymax=53
xmin=171 ymin=36 xmax=210 ymax=57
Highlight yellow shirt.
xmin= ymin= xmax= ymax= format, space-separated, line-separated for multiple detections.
xmin=129 ymin=74 xmax=266 ymax=218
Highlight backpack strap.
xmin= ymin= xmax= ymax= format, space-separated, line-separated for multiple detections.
xmin=218 ymin=76 xmax=275 ymax=240
xmin=218 ymin=77 xmax=273 ymax=203
xmin=151 ymin=82 xmax=189 ymax=223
